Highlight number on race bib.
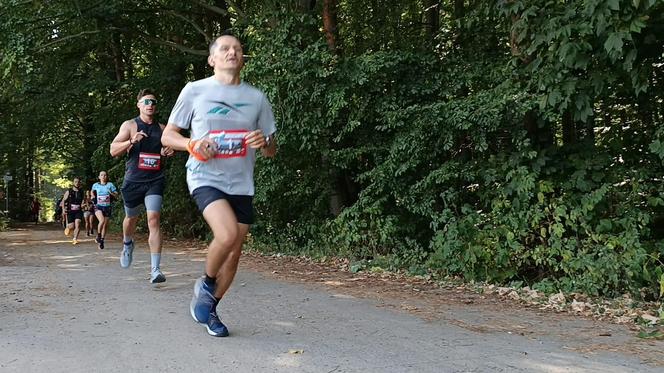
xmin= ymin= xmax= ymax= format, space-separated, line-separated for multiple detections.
xmin=209 ymin=130 xmax=248 ymax=158
xmin=138 ymin=152 xmax=161 ymax=170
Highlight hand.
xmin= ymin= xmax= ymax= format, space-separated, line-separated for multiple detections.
xmin=190 ymin=138 xmax=218 ymax=161
xmin=161 ymin=146 xmax=175 ymax=157
xmin=244 ymin=130 xmax=266 ymax=149
xmin=130 ymin=131 xmax=148 ymax=144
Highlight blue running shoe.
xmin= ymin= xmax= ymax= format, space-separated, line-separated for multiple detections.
xmin=150 ymin=267 xmax=166 ymax=283
xmin=190 ymin=277 xmax=216 ymax=324
xmin=120 ymin=240 xmax=134 ymax=268
xmin=206 ymin=311 xmax=229 ymax=337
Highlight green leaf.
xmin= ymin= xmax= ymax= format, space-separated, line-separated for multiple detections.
xmin=637 ymin=330 xmax=664 ymax=340
xmin=604 ymin=33 xmax=623 ymax=53
xmin=607 ymin=0 xmax=620 ymax=10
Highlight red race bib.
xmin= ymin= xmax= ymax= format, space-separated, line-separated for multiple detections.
xmin=209 ymin=130 xmax=248 ymax=158
xmin=138 ymin=152 xmax=161 ymax=170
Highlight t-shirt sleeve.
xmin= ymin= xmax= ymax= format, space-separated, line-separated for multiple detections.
xmin=168 ymin=82 xmax=194 ymax=130
xmin=110 ymin=183 xmax=117 ymax=193
xmin=258 ymin=92 xmax=277 ymax=137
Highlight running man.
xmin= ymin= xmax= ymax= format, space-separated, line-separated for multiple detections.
xmin=162 ymin=32 xmax=277 ymax=337
xmin=91 ymin=170 xmax=118 ymax=250
xmin=110 ymin=89 xmax=174 ymax=283
xmin=61 ymin=177 xmax=85 ymax=245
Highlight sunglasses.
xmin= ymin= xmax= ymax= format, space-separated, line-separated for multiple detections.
xmin=141 ymin=98 xmax=158 ymax=106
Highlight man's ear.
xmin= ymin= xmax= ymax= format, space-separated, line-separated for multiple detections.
xmin=208 ymin=55 xmax=214 ymax=67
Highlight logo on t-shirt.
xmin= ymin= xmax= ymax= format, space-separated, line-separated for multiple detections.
xmin=207 ymin=102 xmax=251 ymax=116
xmin=209 ymin=130 xmax=248 ymax=158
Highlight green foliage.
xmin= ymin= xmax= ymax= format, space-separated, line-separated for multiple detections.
xmin=2 ymin=0 xmax=664 ymax=299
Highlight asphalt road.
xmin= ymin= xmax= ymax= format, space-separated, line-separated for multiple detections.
xmin=1 ymin=224 xmax=662 ymax=372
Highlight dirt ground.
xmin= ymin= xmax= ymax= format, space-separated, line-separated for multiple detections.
xmin=0 ymin=225 xmax=664 ymax=371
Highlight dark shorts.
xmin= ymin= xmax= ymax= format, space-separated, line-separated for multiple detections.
xmin=192 ymin=186 xmax=254 ymax=225
xmin=95 ymin=205 xmax=112 ymax=218
xmin=67 ymin=210 xmax=83 ymax=222
xmin=121 ymin=178 xmax=165 ymax=209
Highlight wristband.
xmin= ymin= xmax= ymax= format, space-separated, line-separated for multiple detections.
xmin=186 ymin=139 xmax=208 ymax=162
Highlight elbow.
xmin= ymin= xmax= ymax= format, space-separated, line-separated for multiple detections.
xmin=161 ymin=131 xmax=171 ymax=148
xmin=109 ymin=146 xmax=120 ymax=158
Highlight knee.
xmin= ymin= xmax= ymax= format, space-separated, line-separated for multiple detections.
xmin=147 ymin=215 xmax=160 ymax=230
xmin=214 ymin=230 xmax=238 ymax=249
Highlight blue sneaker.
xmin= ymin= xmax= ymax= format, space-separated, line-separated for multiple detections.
xmin=120 ymin=241 xmax=134 ymax=268
xmin=206 ymin=311 xmax=229 ymax=337
xmin=190 ymin=278 xmax=216 ymax=323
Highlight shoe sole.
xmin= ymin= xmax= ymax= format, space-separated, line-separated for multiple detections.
xmin=150 ymin=274 xmax=166 ymax=283
xmin=205 ymin=324 xmax=229 ymax=337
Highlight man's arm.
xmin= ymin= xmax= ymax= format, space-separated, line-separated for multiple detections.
xmin=245 ymin=130 xmax=276 ymax=158
xmin=110 ymin=120 xmax=146 ymax=157
xmin=61 ymin=191 xmax=69 ymax=208
xmin=161 ymin=124 xmax=189 ymax=151
xmin=162 ymin=123 xmax=217 ymax=161
xmin=159 ymin=124 xmax=175 ymax=157
xmin=261 ymin=134 xmax=277 ymax=158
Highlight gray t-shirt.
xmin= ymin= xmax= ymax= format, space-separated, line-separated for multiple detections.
xmin=168 ymin=77 xmax=277 ymax=196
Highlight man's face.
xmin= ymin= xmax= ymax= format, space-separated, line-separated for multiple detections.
xmin=137 ymin=94 xmax=157 ymax=116
xmin=208 ymin=36 xmax=244 ymax=73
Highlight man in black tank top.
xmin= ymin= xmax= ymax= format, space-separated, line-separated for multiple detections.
xmin=110 ymin=89 xmax=174 ymax=284
xmin=61 ymin=177 xmax=85 ymax=245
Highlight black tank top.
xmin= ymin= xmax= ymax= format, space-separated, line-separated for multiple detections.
xmin=66 ymin=188 xmax=84 ymax=213
xmin=124 ymin=117 xmax=165 ymax=183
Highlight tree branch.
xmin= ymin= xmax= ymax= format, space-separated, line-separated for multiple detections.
xmin=132 ymin=31 xmax=208 ymax=56
xmin=167 ymin=10 xmax=211 ymax=42
xmin=192 ymin=0 xmax=246 ymax=21
xmin=37 ymin=30 xmax=103 ymax=50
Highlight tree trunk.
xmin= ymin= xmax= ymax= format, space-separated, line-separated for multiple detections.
xmin=454 ymin=0 xmax=464 ymax=19
xmin=562 ymin=109 xmax=576 ymax=145
xmin=524 ymin=110 xmax=554 ymax=149
xmin=323 ymin=0 xmax=339 ymax=53
xmin=110 ymin=32 xmax=125 ymax=82
xmin=425 ymin=0 xmax=440 ymax=41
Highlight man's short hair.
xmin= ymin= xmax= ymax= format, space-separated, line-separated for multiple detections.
xmin=137 ymin=89 xmax=156 ymax=101
xmin=209 ymin=30 xmax=242 ymax=55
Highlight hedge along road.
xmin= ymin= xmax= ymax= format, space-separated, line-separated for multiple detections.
xmin=1 ymin=223 xmax=663 ymax=372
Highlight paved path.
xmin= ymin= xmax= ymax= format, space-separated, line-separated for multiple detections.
xmin=1 ymin=224 xmax=663 ymax=372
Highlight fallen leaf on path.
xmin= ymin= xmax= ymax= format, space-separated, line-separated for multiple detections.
xmin=548 ymin=292 xmax=566 ymax=305
xmin=640 ymin=313 xmax=660 ymax=325
xmin=571 ymin=300 xmax=588 ymax=313
xmin=288 ymin=349 xmax=304 ymax=354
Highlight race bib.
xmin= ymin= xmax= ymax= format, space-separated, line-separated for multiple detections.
xmin=70 ymin=204 xmax=81 ymax=211
xmin=138 ymin=152 xmax=161 ymax=170
xmin=97 ymin=195 xmax=111 ymax=206
xmin=209 ymin=130 xmax=248 ymax=158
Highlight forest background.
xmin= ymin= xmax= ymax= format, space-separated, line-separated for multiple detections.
xmin=1 ymin=0 xmax=663 ymax=300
